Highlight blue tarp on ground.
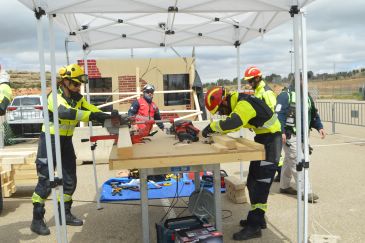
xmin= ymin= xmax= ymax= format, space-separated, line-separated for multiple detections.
xmin=100 ymin=177 xmax=225 ymax=201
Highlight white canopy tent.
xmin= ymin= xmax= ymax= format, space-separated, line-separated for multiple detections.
xmin=19 ymin=1 xmax=314 ymax=242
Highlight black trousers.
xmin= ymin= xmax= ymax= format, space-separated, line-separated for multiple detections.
xmin=34 ymin=132 xmax=77 ymax=200
xmin=246 ymin=132 xmax=282 ymax=227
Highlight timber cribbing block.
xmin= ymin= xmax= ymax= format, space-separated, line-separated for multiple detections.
xmin=224 ymin=176 xmax=247 ymax=204
xmin=1 ymin=170 xmax=16 ymax=197
xmin=213 ymin=135 xmax=237 ymax=149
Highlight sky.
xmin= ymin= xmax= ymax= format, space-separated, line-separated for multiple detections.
xmin=0 ymin=0 xmax=365 ymax=84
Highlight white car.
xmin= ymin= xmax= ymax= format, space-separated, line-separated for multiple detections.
xmin=6 ymin=95 xmax=43 ymax=137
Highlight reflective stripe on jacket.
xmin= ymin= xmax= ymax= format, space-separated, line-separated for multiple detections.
xmin=42 ymin=88 xmax=101 ymax=136
xmin=275 ymin=88 xmax=323 ymax=134
xmin=286 ymin=90 xmax=312 ymax=132
xmin=210 ymin=91 xmax=281 ymax=135
xmin=254 ymin=80 xmax=277 ymax=111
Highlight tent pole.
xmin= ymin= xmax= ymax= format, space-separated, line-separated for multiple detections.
xmin=48 ymin=14 xmax=69 ymax=242
xmin=293 ymin=7 xmax=304 ymax=243
xmin=300 ymin=8 xmax=310 ymax=243
xmin=36 ymin=11 xmax=65 ymax=243
xmin=235 ymin=27 xmax=245 ymax=181
xmin=84 ymin=52 xmax=103 ymax=210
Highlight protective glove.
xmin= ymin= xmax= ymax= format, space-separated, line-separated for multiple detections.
xmin=202 ymin=124 xmax=214 ymax=138
xmin=90 ymin=112 xmax=111 ymax=123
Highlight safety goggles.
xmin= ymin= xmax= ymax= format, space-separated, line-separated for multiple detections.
xmin=144 ymin=90 xmax=154 ymax=94
xmin=71 ymin=74 xmax=88 ymax=84
xmin=70 ymin=80 xmax=81 ymax=87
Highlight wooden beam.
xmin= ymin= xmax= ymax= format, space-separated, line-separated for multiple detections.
xmin=110 ymin=149 xmax=264 ymax=170
xmin=213 ymin=135 xmax=237 ymax=149
xmin=117 ymin=127 xmax=133 ymax=158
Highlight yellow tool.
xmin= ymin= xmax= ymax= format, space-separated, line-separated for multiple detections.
xmin=158 ymin=182 xmax=172 ymax=186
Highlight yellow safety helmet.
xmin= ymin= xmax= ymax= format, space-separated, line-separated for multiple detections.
xmin=58 ymin=64 xmax=88 ymax=84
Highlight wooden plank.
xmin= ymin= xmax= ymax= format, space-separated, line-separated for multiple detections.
xmin=1 ymin=181 xmax=16 ymax=197
xmin=213 ymin=135 xmax=237 ymax=149
xmin=117 ymin=127 xmax=133 ymax=158
xmin=1 ymin=157 xmax=26 ymax=165
xmin=236 ymin=138 xmax=265 ymax=150
xmin=109 ymin=131 xmax=265 ymax=170
xmin=235 ymin=142 xmax=253 ymax=151
xmin=14 ymin=170 xmax=38 ymax=180
xmin=0 ymin=164 xmax=12 ymax=171
xmin=110 ymin=149 xmax=264 ymax=170
xmin=0 ymin=151 xmax=36 ymax=158
xmin=211 ymin=143 xmax=228 ymax=152
xmin=13 ymin=163 xmax=36 ymax=170
xmin=1 ymin=170 xmax=12 ymax=183
xmin=25 ymin=157 xmax=36 ymax=164
xmin=14 ymin=179 xmax=38 ymax=186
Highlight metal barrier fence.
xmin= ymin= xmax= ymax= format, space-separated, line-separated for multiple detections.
xmin=316 ymin=101 xmax=365 ymax=133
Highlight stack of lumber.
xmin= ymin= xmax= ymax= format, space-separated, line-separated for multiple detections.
xmin=0 ymin=150 xmax=38 ymax=187
xmin=1 ymin=165 xmax=16 ymax=197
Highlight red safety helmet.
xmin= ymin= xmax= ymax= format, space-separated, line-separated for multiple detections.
xmin=205 ymin=86 xmax=226 ymax=115
xmin=244 ymin=66 xmax=262 ymax=80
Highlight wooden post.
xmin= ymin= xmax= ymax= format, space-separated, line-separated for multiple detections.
xmin=136 ymin=67 xmax=140 ymax=96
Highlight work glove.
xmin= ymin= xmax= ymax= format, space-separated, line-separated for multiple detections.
xmin=90 ymin=112 xmax=111 ymax=123
xmin=202 ymin=124 xmax=214 ymax=138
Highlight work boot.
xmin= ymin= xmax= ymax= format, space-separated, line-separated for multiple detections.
xmin=60 ymin=201 xmax=83 ymax=226
xmin=239 ymin=218 xmax=267 ymax=229
xmin=280 ymin=187 xmax=297 ymax=195
xmin=233 ymin=225 xmax=262 ymax=241
xmin=302 ymin=193 xmax=319 ymax=203
xmin=30 ymin=203 xmax=50 ymax=235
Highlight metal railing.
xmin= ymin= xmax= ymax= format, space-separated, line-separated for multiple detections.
xmin=316 ymin=101 xmax=365 ymax=133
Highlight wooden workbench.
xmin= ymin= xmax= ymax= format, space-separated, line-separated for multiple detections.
xmin=109 ymin=133 xmax=265 ymax=170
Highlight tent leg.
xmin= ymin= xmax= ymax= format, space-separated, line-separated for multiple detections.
xmin=140 ymin=169 xmax=149 ymax=243
xmin=83 ymin=52 xmax=103 ymax=210
xmin=300 ymin=9 xmax=310 ymax=243
xmin=49 ymin=14 xmax=69 ymax=242
xmin=293 ymin=7 xmax=304 ymax=243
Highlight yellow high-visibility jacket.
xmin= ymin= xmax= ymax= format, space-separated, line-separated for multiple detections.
xmin=210 ymin=92 xmax=281 ymax=135
xmin=42 ymin=88 xmax=101 ymax=136
xmin=0 ymin=83 xmax=13 ymax=115
xmin=254 ymin=80 xmax=277 ymax=111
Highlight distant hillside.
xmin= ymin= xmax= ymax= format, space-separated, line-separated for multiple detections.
xmin=7 ymin=70 xmax=365 ymax=99
xmin=8 ymin=71 xmax=51 ymax=96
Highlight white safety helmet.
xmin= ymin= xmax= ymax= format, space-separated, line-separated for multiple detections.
xmin=142 ymin=84 xmax=155 ymax=93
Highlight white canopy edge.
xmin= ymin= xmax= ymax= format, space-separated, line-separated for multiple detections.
xmin=19 ymin=0 xmax=313 ymax=51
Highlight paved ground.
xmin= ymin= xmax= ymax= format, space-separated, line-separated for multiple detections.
xmin=1 ymin=122 xmax=364 ymax=242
